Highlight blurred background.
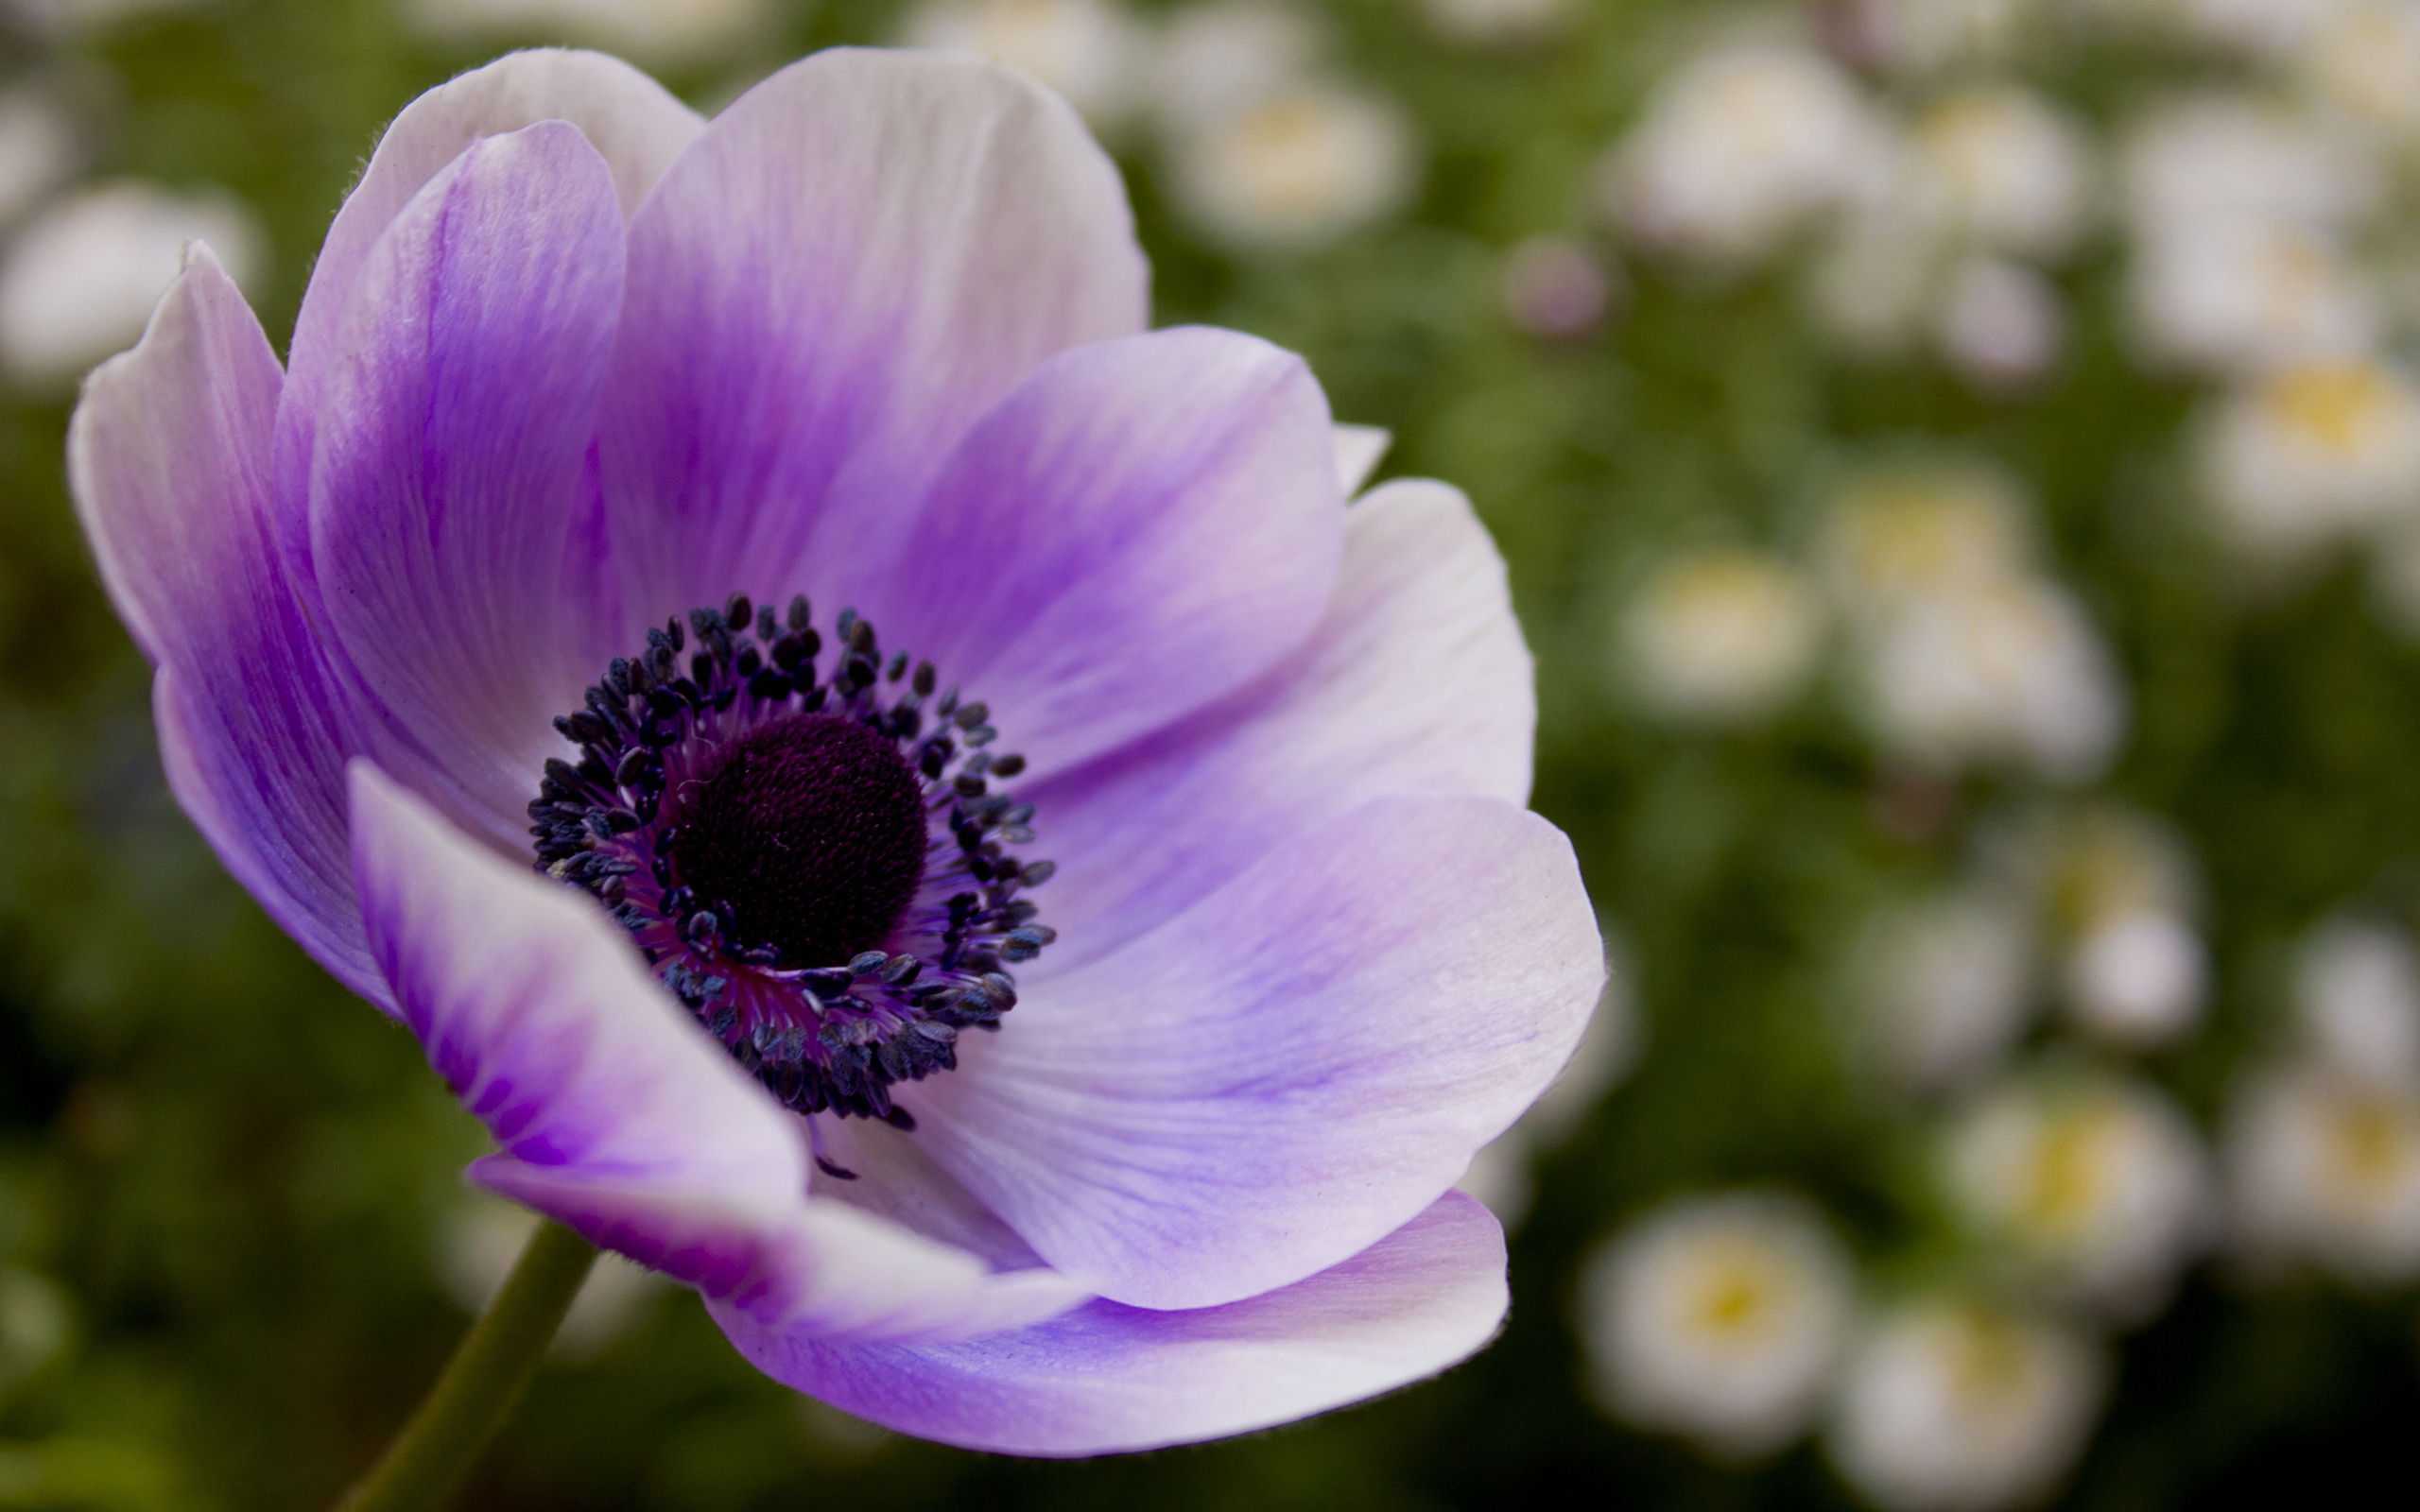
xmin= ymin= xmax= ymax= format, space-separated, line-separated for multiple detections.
xmin=6 ymin=0 xmax=2420 ymax=1506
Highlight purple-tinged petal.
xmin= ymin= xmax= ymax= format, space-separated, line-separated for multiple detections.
xmin=1333 ymin=423 xmax=1391 ymax=495
xmin=1025 ymin=479 xmax=1532 ymax=972
xmin=309 ymin=122 xmax=627 ymax=850
xmin=852 ymin=326 xmax=1343 ymax=778
xmin=276 ymin=49 xmax=700 ymax=601
xmin=911 ymin=792 xmax=1601 ymax=1311
xmin=475 ymin=1163 xmax=1090 ymax=1345
xmin=67 ymin=247 xmax=383 ymax=1005
xmin=351 ymin=760 xmax=797 ymax=1200
xmin=352 ymin=764 xmax=1089 ymax=1343
xmin=713 ymin=1191 xmax=1508 ymax=1457
xmin=598 ymin=48 xmax=1149 ymax=631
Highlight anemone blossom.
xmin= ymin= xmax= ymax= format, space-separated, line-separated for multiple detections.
xmin=67 ymin=46 xmax=1602 ymax=1455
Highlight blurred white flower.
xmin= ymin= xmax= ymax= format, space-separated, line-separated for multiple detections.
xmin=2129 ymin=218 xmax=2376 ymax=376
xmin=1934 ymin=255 xmax=2066 ymax=394
xmin=1164 ymin=78 xmax=1417 ymax=251
xmin=0 ymin=88 xmax=78 ymax=229
xmin=2293 ymin=919 xmax=2420 ymax=1084
xmin=1600 ymin=44 xmax=1888 ymax=267
xmin=1421 ymin=0 xmax=1569 ymax=47
xmin=1857 ymin=577 xmax=2127 ymax=782
xmin=2226 ymin=1062 xmax=2420 ymax=1283
xmin=1861 ymin=891 xmax=2036 ymax=1092
xmin=1820 ymin=470 xmax=2035 ymax=611
xmin=902 ymin=0 xmax=1147 ymax=132
xmin=0 ymin=180 xmax=263 ymax=388
xmin=1986 ymin=804 xmax=2205 ymax=1045
xmin=1500 ymin=233 xmax=1619 ymax=338
xmin=2199 ymin=358 xmax=2420 ymax=558
xmin=2300 ymin=0 xmax=2420 ymax=139
xmin=2122 ymin=95 xmax=2380 ymax=375
xmin=1460 ymin=943 xmax=1636 ymax=1226
xmin=2064 ymin=909 xmax=2208 ymax=1047
xmin=437 ymin=1195 xmax=666 ymax=1360
xmin=1619 ymin=550 xmax=1825 ymax=725
xmin=2155 ymin=0 xmax=2337 ymax=60
xmin=2123 ymin=95 xmax=2374 ymax=238
xmin=1827 ymin=1301 xmax=2105 ymax=1512
xmin=1908 ymin=87 xmax=2093 ymax=262
xmin=1579 ymin=1192 xmax=1856 ymax=1458
xmin=1816 ymin=0 xmax=2037 ymax=75
xmin=1149 ymin=1 xmax=1321 ymax=129
xmin=406 ymin=0 xmax=768 ymax=60
xmin=1945 ymin=1074 xmax=2213 ymax=1316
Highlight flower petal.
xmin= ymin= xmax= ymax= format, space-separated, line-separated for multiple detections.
xmin=853 ymin=325 xmax=1344 ymax=778
xmin=710 ymin=1191 xmax=1509 ymax=1457
xmin=308 ymin=122 xmax=627 ymax=850
xmin=597 ymin=48 xmax=1149 ymax=632
xmin=351 ymin=763 xmax=1089 ymax=1344
xmin=350 ymin=760 xmax=797 ymax=1201
xmin=276 ymin=49 xmax=700 ymax=595
xmin=1024 ymin=478 xmax=1532 ymax=972
xmin=1333 ymin=423 xmax=1391 ymax=495
xmin=911 ymin=791 xmax=1602 ymax=1311
xmin=67 ymin=247 xmax=383 ymax=1004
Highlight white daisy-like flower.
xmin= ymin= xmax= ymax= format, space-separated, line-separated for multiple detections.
xmin=1860 ymin=890 xmax=2037 ymax=1092
xmin=1944 ymin=1074 xmax=2213 ymax=1317
xmin=901 ymin=0 xmax=1148 ymax=132
xmin=1934 ymin=255 xmax=2066 ymax=394
xmin=1827 ymin=1300 xmax=2106 ymax=1512
xmin=2199 ymin=357 xmax=2420 ymax=558
xmin=1986 ymin=803 xmax=2208 ymax=1045
xmin=1579 ymin=1192 xmax=1857 ymax=1459
xmin=2299 ymin=0 xmax=2420 ymax=139
xmin=1164 ymin=77 xmax=1418 ymax=251
xmin=2063 ymin=909 xmax=2207 ymax=1048
xmin=1907 ymin=86 xmax=2093 ymax=262
xmin=405 ymin=0 xmax=769 ymax=62
xmin=2122 ymin=94 xmax=2375 ymax=238
xmin=0 ymin=178 xmax=264 ymax=387
xmin=1619 ymin=550 xmax=1825 ymax=726
xmin=1819 ymin=469 xmax=2036 ymax=613
xmin=2130 ymin=217 xmax=2377 ymax=376
xmin=1420 ymin=0 xmax=1570 ymax=48
xmin=1817 ymin=0 xmax=2038 ymax=75
xmin=1856 ymin=576 xmax=2127 ymax=782
xmin=1600 ymin=43 xmax=1889 ymax=267
xmin=2226 ymin=1061 xmax=2420 ymax=1283
xmin=1149 ymin=1 xmax=1322 ymax=130
xmin=2153 ymin=0 xmax=2338 ymax=60
xmin=2293 ymin=919 xmax=2420 ymax=1085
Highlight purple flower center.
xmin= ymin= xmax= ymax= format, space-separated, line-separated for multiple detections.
xmin=672 ymin=714 xmax=929 ymax=969
xmin=527 ymin=593 xmax=1055 ymax=1142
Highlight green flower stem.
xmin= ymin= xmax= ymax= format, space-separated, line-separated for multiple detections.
xmin=333 ymin=1220 xmax=597 ymax=1512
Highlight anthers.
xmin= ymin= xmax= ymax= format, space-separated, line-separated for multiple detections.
xmin=527 ymin=593 xmax=1055 ymax=1136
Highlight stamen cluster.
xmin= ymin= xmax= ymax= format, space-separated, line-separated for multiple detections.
xmin=527 ymin=593 xmax=1055 ymax=1134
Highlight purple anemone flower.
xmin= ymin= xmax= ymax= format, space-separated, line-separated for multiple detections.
xmin=66 ymin=47 xmax=1603 ymax=1454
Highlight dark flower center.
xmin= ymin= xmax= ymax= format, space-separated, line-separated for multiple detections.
xmin=672 ymin=714 xmax=928 ymax=969
xmin=527 ymin=593 xmax=1056 ymax=1143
